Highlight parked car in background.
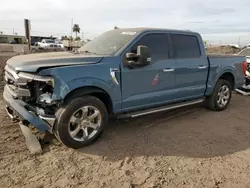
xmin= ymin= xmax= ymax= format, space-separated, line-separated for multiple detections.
xmin=3 ymin=28 xmax=246 ymax=150
xmin=54 ymin=40 xmax=64 ymax=49
xmin=38 ymin=39 xmax=60 ymax=49
xmin=9 ymin=40 xmax=19 ymax=44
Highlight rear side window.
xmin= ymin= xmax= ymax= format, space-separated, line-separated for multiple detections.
xmin=171 ymin=34 xmax=201 ymax=58
xmin=131 ymin=34 xmax=170 ymax=62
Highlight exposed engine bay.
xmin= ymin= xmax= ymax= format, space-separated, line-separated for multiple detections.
xmin=4 ymin=65 xmax=59 ymax=127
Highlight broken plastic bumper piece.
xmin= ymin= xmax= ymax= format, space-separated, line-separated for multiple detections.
xmin=3 ymin=85 xmax=51 ymax=132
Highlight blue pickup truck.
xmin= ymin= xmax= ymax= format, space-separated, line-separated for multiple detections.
xmin=3 ymin=28 xmax=246 ymax=149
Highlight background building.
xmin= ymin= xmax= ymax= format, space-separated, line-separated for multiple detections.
xmin=0 ymin=34 xmax=26 ymax=44
xmin=0 ymin=33 xmax=57 ymax=45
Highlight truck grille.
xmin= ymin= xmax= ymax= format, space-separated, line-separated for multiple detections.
xmin=4 ymin=65 xmax=31 ymax=98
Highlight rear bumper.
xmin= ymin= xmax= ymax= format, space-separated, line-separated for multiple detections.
xmin=3 ymin=85 xmax=50 ymax=132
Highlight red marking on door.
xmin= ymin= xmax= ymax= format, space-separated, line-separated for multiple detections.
xmin=152 ymin=74 xmax=159 ymax=86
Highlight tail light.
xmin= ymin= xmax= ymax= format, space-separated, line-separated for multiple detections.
xmin=242 ymin=61 xmax=247 ymax=76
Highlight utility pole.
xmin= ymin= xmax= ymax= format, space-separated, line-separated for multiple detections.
xmin=13 ymin=29 xmax=15 ymax=35
xmin=70 ymin=18 xmax=73 ymax=50
xmin=71 ymin=18 xmax=73 ymax=39
xmin=24 ymin=19 xmax=31 ymax=51
xmin=238 ymin=36 xmax=241 ymax=48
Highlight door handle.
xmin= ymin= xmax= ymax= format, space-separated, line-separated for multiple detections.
xmin=198 ymin=66 xmax=207 ymax=69
xmin=163 ymin=68 xmax=174 ymax=72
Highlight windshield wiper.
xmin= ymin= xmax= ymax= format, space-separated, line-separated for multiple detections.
xmin=79 ymin=50 xmax=96 ymax=55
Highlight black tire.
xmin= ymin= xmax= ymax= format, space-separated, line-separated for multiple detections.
xmin=54 ymin=96 xmax=108 ymax=149
xmin=206 ymin=79 xmax=232 ymax=111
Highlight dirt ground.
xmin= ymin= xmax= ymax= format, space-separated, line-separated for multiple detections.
xmin=1 ymin=92 xmax=250 ymax=188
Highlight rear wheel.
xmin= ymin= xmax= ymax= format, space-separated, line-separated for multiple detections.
xmin=206 ymin=79 xmax=232 ymax=111
xmin=54 ymin=96 xmax=108 ymax=149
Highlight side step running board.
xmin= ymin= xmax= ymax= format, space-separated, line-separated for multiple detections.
xmin=119 ymin=98 xmax=204 ymax=118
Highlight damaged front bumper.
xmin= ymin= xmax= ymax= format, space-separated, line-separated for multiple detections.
xmin=3 ymin=85 xmax=54 ymax=132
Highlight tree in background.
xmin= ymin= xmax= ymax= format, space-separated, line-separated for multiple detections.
xmin=61 ymin=36 xmax=69 ymax=40
xmin=75 ymin=37 xmax=81 ymax=41
xmin=114 ymin=26 xmax=119 ymax=29
xmin=73 ymin=24 xmax=80 ymax=38
xmin=0 ymin=31 xmax=3 ymax=34
xmin=203 ymin=40 xmax=207 ymax=47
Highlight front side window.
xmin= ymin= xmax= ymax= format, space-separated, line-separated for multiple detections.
xmin=171 ymin=34 xmax=201 ymax=58
xmin=45 ymin=39 xmax=55 ymax=43
xmin=131 ymin=34 xmax=170 ymax=62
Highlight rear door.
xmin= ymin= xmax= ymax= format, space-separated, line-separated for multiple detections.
xmin=170 ymin=34 xmax=208 ymax=100
xmin=121 ymin=33 xmax=176 ymax=111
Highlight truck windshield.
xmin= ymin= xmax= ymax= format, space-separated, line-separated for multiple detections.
xmin=45 ymin=39 xmax=55 ymax=43
xmin=78 ymin=30 xmax=137 ymax=55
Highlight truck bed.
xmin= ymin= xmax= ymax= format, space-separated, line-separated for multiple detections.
xmin=207 ymin=54 xmax=245 ymax=58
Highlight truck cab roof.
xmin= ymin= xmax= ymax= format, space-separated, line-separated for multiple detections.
xmin=114 ymin=27 xmax=198 ymax=35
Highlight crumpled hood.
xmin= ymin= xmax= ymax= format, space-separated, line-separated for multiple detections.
xmin=6 ymin=52 xmax=104 ymax=72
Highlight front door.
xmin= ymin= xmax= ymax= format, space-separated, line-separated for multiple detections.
xmin=121 ymin=33 xmax=176 ymax=112
xmin=170 ymin=34 xmax=208 ymax=100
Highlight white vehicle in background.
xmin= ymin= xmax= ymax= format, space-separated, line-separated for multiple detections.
xmin=38 ymin=39 xmax=60 ymax=49
xmin=54 ymin=40 xmax=64 ymax=49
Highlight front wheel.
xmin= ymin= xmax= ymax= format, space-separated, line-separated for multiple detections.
xmin=206 ymin=79 xmax=232 ymax=111
xmin=54 ymin=96 xmax=108 ymax=149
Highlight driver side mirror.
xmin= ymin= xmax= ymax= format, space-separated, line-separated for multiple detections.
xmin=126 ymin=45 xmax=151 ymax=68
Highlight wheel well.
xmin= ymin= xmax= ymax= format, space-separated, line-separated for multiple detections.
xmin=64 ymin=86 xmax=113 ymax=114
xmin=219 ymin=72 xmax=235 ymax=88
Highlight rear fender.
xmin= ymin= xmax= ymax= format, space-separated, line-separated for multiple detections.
xmin=206 ymin=67 xmax=236 ymax=95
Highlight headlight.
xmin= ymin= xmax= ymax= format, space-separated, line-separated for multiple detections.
xmin=18 ymin=72 xmax=54 ymax=86
xmin=47 ymin=78 xmax=55 ymax=87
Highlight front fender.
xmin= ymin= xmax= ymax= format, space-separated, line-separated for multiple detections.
xmin=52 ymin=77 xmax=122 ymax=113
xmin=38 ymin=58 xmax=122 ymax=113
xmin=52 ymin=77 xmax=119 ymax=101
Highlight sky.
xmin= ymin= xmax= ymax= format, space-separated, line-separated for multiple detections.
xmin=1 ymin=0 xmax=250 ymax=45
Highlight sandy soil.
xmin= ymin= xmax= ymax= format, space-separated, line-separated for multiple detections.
xmin=1 ymin=93 xmax=250 ymax=188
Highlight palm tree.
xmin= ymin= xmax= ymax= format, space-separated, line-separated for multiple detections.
xmin=73 ymin=24 xmax=80 ymax=38
xmin=61 ymin=36 xmax=70 ymax=40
